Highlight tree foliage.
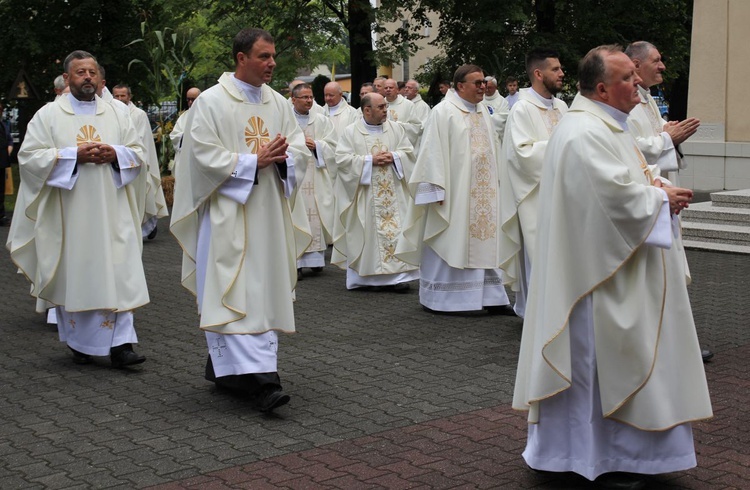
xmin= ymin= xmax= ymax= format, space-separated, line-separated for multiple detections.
xmin=374 ymin=0 xmax=693 ymax=108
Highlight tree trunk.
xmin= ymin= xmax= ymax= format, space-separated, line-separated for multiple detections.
xmin=348 ymin=0 xmax=377 ymax=108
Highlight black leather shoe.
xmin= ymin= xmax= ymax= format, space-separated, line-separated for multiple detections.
xmin=69 ymin=347 xmax=92 ymax=365
xmin=310 ymin=267 xmax=323 ymax=273
xmin=297 ymin=268 xmax=303 ymax=281
xmin=110 ymin=344 xmax=146 ymax=368
xmin=702 ymin=348 xmax=714 ymax=362
xmin=0 ymin=216 xmax=9 ymax=227
xmin=252 ymin=386 xmax=290 ymax=413
xmin=147 ymin=225 xmax=158 ymax=240
xmin=393 ymin=282 xmax=410 ymax=293
xmin=485 ymin=305 xmax=516 ymax=316
xmin=594 ymin=472 xmax=647 ymax=490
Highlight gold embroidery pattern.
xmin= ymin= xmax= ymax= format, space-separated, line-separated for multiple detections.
xmin=76 ymin=125 xmax=101 ymax=146
xmin=634 ymin=145 xmax=654 ymax=185
xmin=100 ymin=319 xmax=114 ymax=330
xmin=68 ymin=318 xmax=76 ymax=329
xmin=244 ymin=116 xmax=270 ymax=153
xmin=467 ymin=113 xmax=497 ymax=241
xmin=644 ymin=101 xmax=665 ymax=136
xmin=538 ymin=107 xmax=562 ymax=136
xmin=369 ymin=137 xmax=403 ymax=265
xmin=389 ymin=109 xmax=399 ymax=122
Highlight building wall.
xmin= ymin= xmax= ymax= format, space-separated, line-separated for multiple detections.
xmin=684 ymin=0 xmax=750 ymax=190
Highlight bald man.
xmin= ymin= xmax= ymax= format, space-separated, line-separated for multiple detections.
xmin=170 ymin=87 xmax=202 ymax=155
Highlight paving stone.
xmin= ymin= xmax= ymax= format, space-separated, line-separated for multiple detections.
xmin=1 ymin=219 xmax=748 ymax=489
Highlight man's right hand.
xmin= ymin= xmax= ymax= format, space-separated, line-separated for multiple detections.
xmin=655 ymin=179 xmax=693 ymax=215
xmin=664 ymin=117 xmax=700 ymax=146
xmin=257 ymin=134 xmax=289 ymax=168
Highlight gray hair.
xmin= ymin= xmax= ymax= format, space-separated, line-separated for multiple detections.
xmin=53 ymin=75 xmax=66 ymax=90
xmin=625 ymin=41 xmax=657 ymax=62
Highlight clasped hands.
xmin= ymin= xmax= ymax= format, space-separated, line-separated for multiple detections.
xmin=257 ymin=134 xmax=289 ymax=168
xmin=654 ymin=179 xmax=692 ymax=215
xmin=77 ymin=143 xmax=117 ymax=165
xmin=372 ymin=151 xmax=393 ymax=166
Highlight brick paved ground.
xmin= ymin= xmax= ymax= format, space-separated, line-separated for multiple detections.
xmin=0 ymin=217 xmax=747 ymax=489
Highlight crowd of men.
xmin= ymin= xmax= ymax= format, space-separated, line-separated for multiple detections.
xmin=6 ymin=27 xmax=713 ymax=489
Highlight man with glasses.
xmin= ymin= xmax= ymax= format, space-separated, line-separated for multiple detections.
xmin=289 ymin=82 xmax=337 ymax=279
xmin=399 ymin=65 xmax=514 ymax=315
xmin=333 ymin=92 xmax=418 ymax=292
xmin=499 ymin=47 xmax=568 ymax=317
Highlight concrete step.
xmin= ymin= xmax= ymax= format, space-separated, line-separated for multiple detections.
xmin=683 ymin=240 xmax=750 ymax=254
xmin=681 ymin=202 xmax=750 ymax=226
xmin=711 ymin=189 xmax=750 ymax=208
xmin=681 ymin=221 xmax=750 ymax=247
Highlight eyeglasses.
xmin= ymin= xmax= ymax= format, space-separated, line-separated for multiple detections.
xmin=460 ymin=80 xmax=487 ymax=88
xmin=294 ymin=95 xmax=314 ymax=100
xmin=365 ymin=104 xmax=388 ymax=110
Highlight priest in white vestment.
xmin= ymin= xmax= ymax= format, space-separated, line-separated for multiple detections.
xmin=289 ymin=82 xmax=337 ymax=278
xmin=625 ymin=41 xmax=699 ymax=185
xmin=404 ymin=80 xmax=431 ymax=125
xmin=113 ymin=84 xmax=169 ymax=240
xmin=482 ymin=76 xmax=510 ymax=141
xmin=512 ymin=46 xmax=712 ymax=488
xmin=170 ymin=87 xmax=201 ymax=162
xmin=7 ymin=51 xmax=149 ymax=368
xmin=383 ymin=79 xmax=423 ymax=149
xmin=499 ymin=49 xmax=567 ymax=318
xmin=170 ymin=29 xmax=310 ymax=413
xmin=398 ymin=65 xmax=513 ymax=315
xmin=333 ymin=93 xmax=419 ymax=291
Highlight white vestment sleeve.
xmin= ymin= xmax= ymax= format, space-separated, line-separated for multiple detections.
xmin=111 ymin=145 xmax=141 ymax=188
xmin=276 ymin=152 xmax=296 ymax=198
xmin=46 ymin=147 xmax=79 ymax=190
xmin=218 ymin=153 xmax=257 ymax=204
xmin=359 ymin=155 xmax=373 ymax=185
xmin=391 ymin=152 xmax=404 ymax=180
xmin=644 ymin=187 xmax=672 ymax=249
xmin=314 ymin=143 xmax=326 ymax=168
xmin=654 ymin=132 xmax=679 ymax=173
xmin=414 ymin=182 xmax=445 ymax=205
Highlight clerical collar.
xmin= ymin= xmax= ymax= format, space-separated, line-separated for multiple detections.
xmin=637 ymin=85 xmax=650 ymax=104
xmin=386 ymin=96 xmax=399 ymax=105
xmin=328 ymin=98 xmax=345 ymax=115
xmin=484 ymin=92 xmax=500 ymax=101
xmin=294 ymin=109 xmax=309 ymax=127
xmin=529 ymin=87 xmax=555 ymax=109
xmin=363 ymin=119 xmax=384 ymax=133
xmin=68 ymin=93 xmax=97 ymax=115
xmin=231 ymin=74 xmax=262 ymax=103
xmin=591 ymin=100 xmax=630 ymax=131
xmin=456 ymin=94 xmax=478 ymax=113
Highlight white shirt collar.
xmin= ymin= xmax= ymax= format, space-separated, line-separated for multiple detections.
xmin=67 ymin=93 xmax=97 ymax=115
xmin=231 ymin=74 xmax=262 ymax=103
xmin=529 ymin=87 xmax=555 ymax=109
xmin=592 ymin=100 xmax=630 ymax=130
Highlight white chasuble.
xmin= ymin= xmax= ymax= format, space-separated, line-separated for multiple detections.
xmin=513 ymin=94 xmax=712 ymax=432
xmin=499 ymin=89 xmax=568 ymax=291
xmin=466 ymin=112 xmax=499 ymax=268
xmin=386 ymin=95 xmax=423 ymax=148
xmin=334 ymin=119 xmax=417 ymax=277
xmin=398 ymin=89 xmax=504 ymax=270
xmin=8 ymin=94 xmax=148 ymax=313
xmin=170 ymin=73 xmax=310 ymax=335
xmin=291 ymin=112 xmax=336 ymax=255
xmin=129 ymin=103 xmax=168 ymax=224
xmin=627 ymin=86 xmax=681 ymax=176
